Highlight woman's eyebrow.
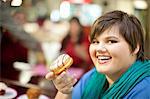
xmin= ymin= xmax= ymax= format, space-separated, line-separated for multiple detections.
xmin=105 ymin=36 xmax=119 ymax=40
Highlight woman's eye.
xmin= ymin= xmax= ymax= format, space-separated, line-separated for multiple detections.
xmin=108 ymin=40 xmax=117 ymax=44
xmin=91 ymin=40 xmax=99 ymax=44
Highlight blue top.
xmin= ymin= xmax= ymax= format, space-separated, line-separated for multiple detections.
xmin=72 ymin=68 xmax=150 ymax=99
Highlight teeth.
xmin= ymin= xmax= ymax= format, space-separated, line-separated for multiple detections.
xmin=98 ymin=56 xmax=111 ymax=60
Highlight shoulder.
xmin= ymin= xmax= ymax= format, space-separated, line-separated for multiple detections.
xmin=81 ymin=68 xmax=96 ymax=80
xmin=74 ymin=68 xmax=96 ymax=89
xmin=124 ymin=76 xmax=150 ymax=99
xmin=72 ymin=68 xmax=96 ymax=99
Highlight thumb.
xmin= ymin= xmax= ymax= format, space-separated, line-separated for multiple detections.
xmin=45 ymin=71 xmax=55 ymax=80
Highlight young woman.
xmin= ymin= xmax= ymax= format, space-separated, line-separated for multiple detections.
xmin=45 ymin=10 xmax=150 ymax=99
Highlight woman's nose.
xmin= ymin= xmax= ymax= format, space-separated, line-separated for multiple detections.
xmin=96 ymin=44 xmax=107 ymax=53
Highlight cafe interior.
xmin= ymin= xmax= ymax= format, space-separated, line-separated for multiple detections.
xmin=1 ymin=0 xmax=150 ymax=99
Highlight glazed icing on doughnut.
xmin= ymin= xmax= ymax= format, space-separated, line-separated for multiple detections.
xmin=49 ymin=54 xmax=73 ymax=75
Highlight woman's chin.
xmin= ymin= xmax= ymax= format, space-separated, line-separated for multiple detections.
xmin=96 ymin=67 xmax=109 ymax=74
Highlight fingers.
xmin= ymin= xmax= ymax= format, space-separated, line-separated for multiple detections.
xmin=59 ymin=86 xmax=73 ymax=94
xmin=45 ymin=71 xmax=77 ymax=94
xmin=54 ymin=72 xmax=77 ymax=89
xmin=53 ymin=71 xmax=66 ymax=84
xmin=45 ymin=71 xmax=55 ymax=80
xmin=54 ymin=72 xmax=77 ymax=94
xmin=53 ymin=71 xmax=77 ymax=85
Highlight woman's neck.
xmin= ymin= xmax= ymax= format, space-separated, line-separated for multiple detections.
xmin=106 ymin=76 xmax=115 ymax=87
xmin=70 ymin=34 xmax=78 ymax=43
xmin=105 ymin=69 xmax=127 ymax=88
xmin=105 ymin=59 xmax=137 ymax=87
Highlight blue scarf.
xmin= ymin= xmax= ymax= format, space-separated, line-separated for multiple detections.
xmin=82 ymin=60 xmax=150 ymax=99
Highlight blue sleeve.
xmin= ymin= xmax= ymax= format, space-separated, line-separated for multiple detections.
xmin=124 ymin=76 xmax=150 ymax=99
xmin=72 ymin=68 xmax=96 ymax=99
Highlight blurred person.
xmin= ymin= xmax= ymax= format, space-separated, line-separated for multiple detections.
xmin=13 ymin=10 xmax=27 ymax=25
xmin=60 ymin=16 xmax=93 ymax=79
xmin=0 ymin=0 xmax=41 ymax=51
xmin=1 ymin=9 xmax=29 ymax=80
xmin=0 ymin=0 xmax=42 ymax=80
xmin=46 ymin=10 xmax=150 ymax=99
xmin=1 ymin=26 xmax=28 ymax=80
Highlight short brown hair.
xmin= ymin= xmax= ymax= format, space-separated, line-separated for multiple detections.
xmin=90 ymin=10 xmax=145 ymax=61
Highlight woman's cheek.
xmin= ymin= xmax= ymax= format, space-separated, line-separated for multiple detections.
xmin=89 ymin=45 xmax=93 ymax=56
xmin=89 ymin=45 xmax=95 ymax=59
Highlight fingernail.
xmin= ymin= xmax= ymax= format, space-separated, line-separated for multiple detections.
xmin=45 ymin=74 xmax=49 ymax=79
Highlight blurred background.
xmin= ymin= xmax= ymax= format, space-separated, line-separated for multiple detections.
xmin=0 ymin=0 xmax=150 ymax=99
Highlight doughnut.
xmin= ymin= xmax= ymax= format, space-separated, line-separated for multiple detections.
xmin=26 ymin=87 xmax=41 ymax=99
xmin=49 ymin=54 xmax=73 ymax=75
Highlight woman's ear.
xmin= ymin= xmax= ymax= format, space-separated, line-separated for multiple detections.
xmin=133 ymin=44 xmax=140 ymax=55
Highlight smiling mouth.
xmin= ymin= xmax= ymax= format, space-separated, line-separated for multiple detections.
xmin=97 ymin=56 xmax=112 ymax=64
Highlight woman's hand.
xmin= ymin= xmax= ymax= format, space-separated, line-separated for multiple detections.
xmin=45 ymin=71 xmax=77 ymax=94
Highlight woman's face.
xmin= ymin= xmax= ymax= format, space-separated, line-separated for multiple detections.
xmin=89 ymin=25 xmax=137 ymax=77
xmin=70 ymin=20 xmax=80 ymax=35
